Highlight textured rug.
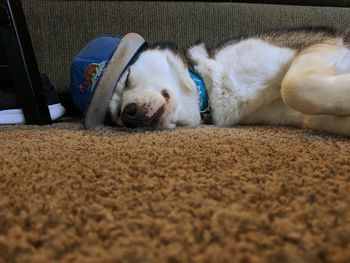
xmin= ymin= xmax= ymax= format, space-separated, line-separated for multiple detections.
xmin=1 ymin=120 xmax=350 ymax=263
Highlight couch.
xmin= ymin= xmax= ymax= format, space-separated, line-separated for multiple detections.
xmin=21 ymin=0 xmax=350 ymax=114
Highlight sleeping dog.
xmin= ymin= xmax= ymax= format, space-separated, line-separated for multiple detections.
xmin=108 ymin=27 xmax=350 ymax=136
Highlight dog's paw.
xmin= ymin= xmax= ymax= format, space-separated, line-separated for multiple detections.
xmin=188 ymin=43 xmax=219 ymax=78
xmin=163 ymin=122 xmax=176 ymax=129
xmin=188 ymin=43 xmax=209 ymax=63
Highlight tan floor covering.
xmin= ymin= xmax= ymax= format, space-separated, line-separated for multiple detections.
xmin=1 ymin=119 xmax=350 ymax=263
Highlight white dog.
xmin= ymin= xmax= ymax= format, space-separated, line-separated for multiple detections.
xmin=108 ymin=27 xmax=350 ymax=136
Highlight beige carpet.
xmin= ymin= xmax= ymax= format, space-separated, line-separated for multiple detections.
xmin=1 ymin=119 xmax=350 ymax=263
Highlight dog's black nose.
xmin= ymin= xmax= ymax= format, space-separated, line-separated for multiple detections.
xmin=121 ymin=103 xmax=164 ymax=129
xmin=121 ymin=103 xmax=149 ymax=128
xmin=123 ymin=102 xmax=138 ymax=117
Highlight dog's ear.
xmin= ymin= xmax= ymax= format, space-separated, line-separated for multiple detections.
xmin=166 ymin=52 xmax=197 ymax=94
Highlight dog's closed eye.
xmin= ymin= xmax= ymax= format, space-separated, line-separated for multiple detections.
xmin=161 ymin=89 xmax=170 ymax=101
xmin=124 ymin=69 xmax=131 ymax=89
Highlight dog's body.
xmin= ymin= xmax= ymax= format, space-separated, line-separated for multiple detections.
xmin=109 ymin=27 xmax=350 ymax=136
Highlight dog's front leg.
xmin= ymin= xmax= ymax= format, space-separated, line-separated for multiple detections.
xmin=188 ymin=44 xmax=239 ymax=126
xmin=187 ymin=44 xmax=222 ymax=95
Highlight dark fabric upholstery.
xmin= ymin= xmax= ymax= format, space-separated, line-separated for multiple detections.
xmin=211 ymin=0 xmax=350 ymax=7
xmin=21 ymin=0 xmax=350 ymax=93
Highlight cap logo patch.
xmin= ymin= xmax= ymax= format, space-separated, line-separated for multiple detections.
xmin=78 ymin=61 xmax=107 ymax=94
xmin=84 ymin=63 xmax=99 ymax=86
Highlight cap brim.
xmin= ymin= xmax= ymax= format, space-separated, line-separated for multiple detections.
xmin=83 ymin=33 xmax=146 ymax=129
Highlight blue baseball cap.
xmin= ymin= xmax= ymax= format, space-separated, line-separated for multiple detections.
xmin=70 ymin=33 xmax=146 ymax=129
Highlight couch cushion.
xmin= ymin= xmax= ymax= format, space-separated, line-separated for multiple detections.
xmin=225 ymin=0 xmax=350 ymax=7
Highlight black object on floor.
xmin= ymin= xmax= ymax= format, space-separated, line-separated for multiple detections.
xmin=0 ymin=74 xmax=59 ymax=110
xmin=0 ymin=74 xmax=65 ymax=124
xmin=0 ymin=0 xmax=52 ymax=125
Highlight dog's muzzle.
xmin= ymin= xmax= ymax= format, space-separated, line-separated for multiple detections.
xmin=121 ymin=103 xmax=164 ymax=129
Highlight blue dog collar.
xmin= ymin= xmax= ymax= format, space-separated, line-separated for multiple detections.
xmin=189 ymin=71 xmax=208 ymax=112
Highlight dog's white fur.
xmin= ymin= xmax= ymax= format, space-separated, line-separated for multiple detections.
xmin=109 ymin=28 xmax=350 ymax=136
xmin=109 ymin=49 xmax=202 ymax=129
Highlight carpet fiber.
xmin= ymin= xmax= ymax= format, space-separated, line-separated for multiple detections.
xmin=1 ymin=120 xmax=350 ymax=263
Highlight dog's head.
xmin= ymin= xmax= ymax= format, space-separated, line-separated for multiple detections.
xmin=108 ymin=43 xmax=202 ymax=129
